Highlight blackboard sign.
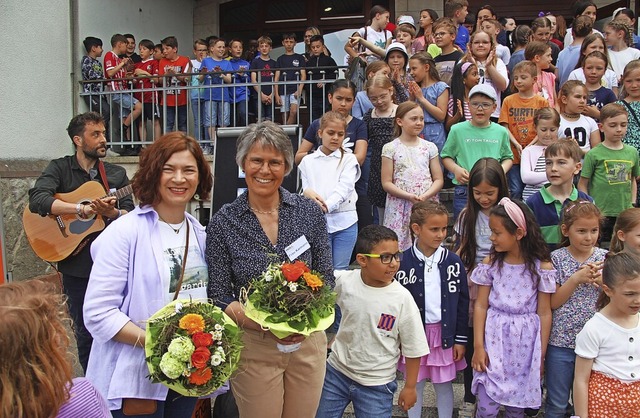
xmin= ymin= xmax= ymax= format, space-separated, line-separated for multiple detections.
xmin=211 ymin=125 xmax=301 ymax=215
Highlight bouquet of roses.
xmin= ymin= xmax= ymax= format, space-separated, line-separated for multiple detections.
xmin=243 ymin=260 xmax=336 ymax=340
xmin=145 ymin=300 xmax=243 ymax=397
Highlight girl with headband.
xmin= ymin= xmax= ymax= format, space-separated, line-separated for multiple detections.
xmin=470 ymin=197 xmax=556 ymax=417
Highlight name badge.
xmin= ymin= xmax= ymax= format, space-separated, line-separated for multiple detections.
xmin=285 ymin=235 xmax=310 ymax=261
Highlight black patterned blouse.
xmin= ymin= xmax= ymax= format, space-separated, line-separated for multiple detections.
xmin=206 ymin=188 xmax=335 ymax=309
xmin=363 ymin=109 xmax=396 ymax=208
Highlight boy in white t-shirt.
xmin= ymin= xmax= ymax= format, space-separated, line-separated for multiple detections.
xmin=316 ymin=225 xmax=429 ymax=418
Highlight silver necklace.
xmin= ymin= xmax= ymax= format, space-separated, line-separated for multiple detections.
xmin=158 ymin=215 xmax=186 ymax=234
xmin=424 ymin=251 xmax=438 ymax=272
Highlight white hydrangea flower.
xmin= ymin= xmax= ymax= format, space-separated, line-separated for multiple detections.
xmin=213 ymin=330 xmax=223 ymax=340
xmin=288 ymin=282 xmax=298 ymax=292
xmin=282 ymin=280 xmax=288 ymax=287
xmin=214 ymin=324 xmax=223 ymax=331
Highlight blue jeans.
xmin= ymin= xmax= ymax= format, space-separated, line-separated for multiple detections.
xmin=204 ymin=100 xmax=230 ymax=127
xmin=164 ymin=105 xmax=188 ymax=132
xmin=191 ymin=98 xmax=206 ymax=142
xmin=111 ymin=390 xmax=198 ymax=418
xmin=544 ymin=345 xmax=576 ymax=418
xmin=330 ymin=222 xmax=358 ymax=270
xmin=316 ymin=363 xmax=398 ymax=418
xmin=453 ymin=185 xmax=468 ymax=223
xmin=234 ymin=101 xmax=248 ymax=127
xmin=507 ymin=164 xmax=524 ymax=200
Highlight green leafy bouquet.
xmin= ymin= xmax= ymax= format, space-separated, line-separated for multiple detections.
xmin=244 ymin=260 xmax=336 ymax=339
xmin=145 ymin=300 xmax=243 ymax=396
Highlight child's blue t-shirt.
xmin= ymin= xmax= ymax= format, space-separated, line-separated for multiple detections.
xmin=201 ymin=57 xmax=233 ymax=102
xmin=228 ymin=57 xmax=250 ymax=103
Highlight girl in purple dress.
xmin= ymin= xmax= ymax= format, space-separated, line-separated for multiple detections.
xmin=470 ymin=198 xmax=556 ymax=417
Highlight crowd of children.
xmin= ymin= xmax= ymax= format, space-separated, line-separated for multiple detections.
xmin=75 ymin=1 xmax=640 ymax=417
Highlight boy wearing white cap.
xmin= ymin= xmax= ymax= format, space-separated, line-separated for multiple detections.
xmin=441 ymin=84 xmax=514 ymax=219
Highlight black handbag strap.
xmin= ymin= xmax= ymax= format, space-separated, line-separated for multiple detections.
xmin=621 ymin=100 xmax=640 ymax=127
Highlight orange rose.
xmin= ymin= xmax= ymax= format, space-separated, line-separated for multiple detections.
xmin=281 ymin=260 xmax=310 ymax=282
xmin=302 ymin=272 xmax=323 ymax=290
xmin=188 ymin=367 xmax=213 ymax=385
xmin=191 ymin=346 xmax=211 ymax=369
xmin=192 ymin=332 xmax=213 ymax=347
xmin=179 ymin=314 xmax=205 ymax=335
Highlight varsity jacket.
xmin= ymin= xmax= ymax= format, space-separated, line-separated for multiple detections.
xmin=395 ymin=246 xmax=469 ymax=348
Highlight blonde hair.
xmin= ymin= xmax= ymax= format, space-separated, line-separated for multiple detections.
xmin=534 ymin=108 xmax=561 ymax=127
xmin=365 ymin=73 xmax=394 ymax=96
xmin=393 ymin=101 xmax=421 ymax=137
xmin=319 ymin=111 xmax=348 ymax=162
xmin=464 ymin=31 xmax=497 ymax=66
xmin=0 ymin=280 xmax=74 ymax=418
xmin=606 ymin=19 xmax=634 ymax=47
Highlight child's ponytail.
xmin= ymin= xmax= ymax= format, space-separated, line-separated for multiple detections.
xmin=596 ymin=251 xmax=640 ymax=310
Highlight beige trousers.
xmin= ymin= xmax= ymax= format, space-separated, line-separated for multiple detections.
xmin=231 ymin=329 xmax=328 ymax=418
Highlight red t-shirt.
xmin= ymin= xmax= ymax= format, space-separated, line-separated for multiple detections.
xmin=103 ymin=51 xmax=126 ymax=91
xmin=158 ymin=55 xmax=191 ymax=106
xmin=134 ymin=59 xmax=159 ymax=103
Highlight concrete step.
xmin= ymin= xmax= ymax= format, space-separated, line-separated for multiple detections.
xmin=341 ymin=373 xmax=545 ymax=418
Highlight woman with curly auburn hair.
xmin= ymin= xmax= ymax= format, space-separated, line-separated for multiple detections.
xmin=0 ymin=279 xmax=110 ymax=418
xmin=83 ymin=132 xmax=213 ymax=417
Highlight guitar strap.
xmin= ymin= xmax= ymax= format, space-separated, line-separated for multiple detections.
xmin=97 ymin=160 xmax=111 ymax=192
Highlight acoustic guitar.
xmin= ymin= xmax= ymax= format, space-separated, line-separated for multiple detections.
xmin=23 ymin=182 xmax=133 ymax=262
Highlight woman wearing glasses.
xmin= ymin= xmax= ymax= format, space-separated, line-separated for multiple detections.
xmin=206 ymin=121 xmax=334 ymax=418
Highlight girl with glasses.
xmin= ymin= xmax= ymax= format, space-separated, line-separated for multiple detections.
xmin=462 ymin=31 xmax=508 ymax=121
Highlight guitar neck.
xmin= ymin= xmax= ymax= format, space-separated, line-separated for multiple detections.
xmin=103 ymin=184 xmax=133 ymax=201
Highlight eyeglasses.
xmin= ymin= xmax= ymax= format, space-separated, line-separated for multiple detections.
xmin=434 ymin=32 xmax=450 ymax=38
xmin=368 ymin=93 xmax=391 ymax=103
xmin=361 ymin=252 xmax=403 ymax=264
xmin=247 ymin=157 xmax=285 ymax=170
xmin=469 ymin=101 xmax=493 ymax=109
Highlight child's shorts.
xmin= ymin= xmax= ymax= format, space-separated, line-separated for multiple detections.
xmin=204 ymin=101 xmax=230 ymax=127
xmin=588 ymin=370 xmax=640 ymax=418
xmin=141 ymin=102 xmax=161 ymax=121
xmin=112 ymin=93 xmax=139 ymax=110
xmin=280 ymin=93 xmax=299 ymax=112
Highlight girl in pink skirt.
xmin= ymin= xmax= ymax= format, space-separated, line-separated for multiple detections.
xmin=395 ymin=200 xmax=470 ymax=418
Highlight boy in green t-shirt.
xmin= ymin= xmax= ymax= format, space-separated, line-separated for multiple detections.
xmin=442 ymin=83 xmax=513 ymax=220
xmin=579 ymin=103 xmax=640 ymax=242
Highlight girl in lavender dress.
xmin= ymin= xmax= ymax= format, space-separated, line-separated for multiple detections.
xmin=471 ymin=198 xmax=556 ymax=417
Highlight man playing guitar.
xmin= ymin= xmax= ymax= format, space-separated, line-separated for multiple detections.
xmin=28 ymin=112 xmax=134 ymax=372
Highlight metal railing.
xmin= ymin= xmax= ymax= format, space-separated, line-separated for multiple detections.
xmin=79 ymin=66 xmax=343 ymax=154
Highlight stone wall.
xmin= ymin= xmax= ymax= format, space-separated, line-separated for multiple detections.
xmin=0 ymin=160 xmax=53 ymax=281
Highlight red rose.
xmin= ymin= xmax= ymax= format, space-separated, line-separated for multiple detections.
xmin=281 ymin=260 xmax=310 ymax=282
xmin=192 ymin=332 xmax=213 ymax=348
xmin=191 ymin=346 xmax=211 ymax=369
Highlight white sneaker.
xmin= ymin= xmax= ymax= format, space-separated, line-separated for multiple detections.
xmin=458 ymin=402 xmax=476 ymax=418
